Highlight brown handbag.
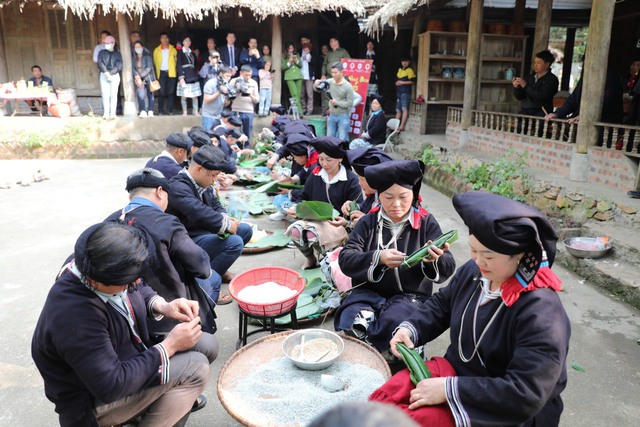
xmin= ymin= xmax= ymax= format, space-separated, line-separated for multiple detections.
xmin=149 ymin=79 xmax=161 ymax=92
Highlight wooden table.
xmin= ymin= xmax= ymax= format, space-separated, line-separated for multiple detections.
xmin=0 ymin=94 xmax=49 ymax=116
xmin=217 ymin=331 xmax=391 ymax=427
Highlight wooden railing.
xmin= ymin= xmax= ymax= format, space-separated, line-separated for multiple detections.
xmin=595 ymin=122 xmax=640 ymax=158
xmin=472 ymin=110 xmax=578 ymax=144
xmin=447 ymin=107 xmax=463 ymax=123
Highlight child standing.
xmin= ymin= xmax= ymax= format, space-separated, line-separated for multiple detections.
xmin=395 ymin=56 xmax=416 ymax=132
xmin=258 ymin=60 xmax=273 ymax=117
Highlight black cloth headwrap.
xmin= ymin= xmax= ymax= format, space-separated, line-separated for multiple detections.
xmin=214 ymin=127 xmax=227 ymax=138
xmin=188 ymin=130 xmax=212 ymax=148
xmin=453 ymin=191 xmax=558 ymax=286
xmin=125 ymin=169 xmax=171 ymax=192
xmin=74 ymin=223 xmax=147 ymax=285
xmin=347 ymin=147 xmax=392 ymax=177
xmin=270 ymin=105 xmax=287 ymax=116
xmin=221 ymin=110 xmax=233 ymax=118
xmin=193 ymin=150 xmax=232 ymax=173
xmin=369 ymin=94 xmax=384 ymax=105
xmin=228 ymin=116 xmax=242 ymax=127
xmin=286 ymin=133 xmax=311 ymax=156
xmin=225 ymin=128 xmax=243 ymax=139
xmin=166 ymin=132 xmax=192 ymax=150
xmin=365 ymin=160 xmax=424 ymax=203
xmin=310 ymin=136 xmax=347 ymax=159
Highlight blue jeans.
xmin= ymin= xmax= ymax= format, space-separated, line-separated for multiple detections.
xmin=99 ymin=72 xmax=120 ymax=118
xmin=258 ymin=88 xmax=272 ymax=116
xmin=202 ymin=116 xmax=220 ymax=131
xmin=195 ymin=270 xmax=223 ymax=303
xmin=136 ymin=83 xmax=154 ymax=113
xmin=327 ymin=113 xmax=350 ymax=141
xmin=192 ymin=223 xmax=253 ymax=276
xmin=396 ymin=93 xmax=410 ymax=111
xmin=238 ymin=112 xmax=254 ymax=148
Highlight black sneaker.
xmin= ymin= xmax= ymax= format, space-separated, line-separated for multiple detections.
xmin=627 ymin=191 xmax=640 ymax=199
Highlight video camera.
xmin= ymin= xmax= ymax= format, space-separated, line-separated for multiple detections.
xmin=217 ymin=75 xmax=237 ymax=100
xmin=236 ymin=79 xmax=251 ymax=96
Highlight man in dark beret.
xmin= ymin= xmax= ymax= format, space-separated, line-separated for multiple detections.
xmin=167 ymin=145 xmax=253 ymax=284
xmin=145 ymin=132 xmax=192 ymax=180
xmin=32 ymin=222 xmax=210 ymax=427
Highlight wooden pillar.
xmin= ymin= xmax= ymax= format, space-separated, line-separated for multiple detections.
xmin=271 ymin=15 xmax=283 ymax=105
xmin=117 ymin=13 xmax=137 ymax=116
xmin=514 ymin=0 xmax=525 ymax=26
xmin=575 ymin=0 xmax=615 ymax=154
xmin=0 ymin=10 xmax=9 ymax=83
xmin=411 ymin=8 xmax=426 ymax=61
xmin=561 ymin=27 xmax=576 ymax=91
xmin=531 ymin=0 xmax=553 ymax=65
xmin=461 ymin=0 xmax=483 ymax=130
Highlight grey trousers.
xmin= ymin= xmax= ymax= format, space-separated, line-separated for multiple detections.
xmin=95 ymin=333 xmax=218 ymax=427
xmin=301 ymin=80 xmax=314 ymax=114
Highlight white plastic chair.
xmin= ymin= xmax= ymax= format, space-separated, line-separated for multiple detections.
xmin=376 ymin=118 xmax=400 ymax=152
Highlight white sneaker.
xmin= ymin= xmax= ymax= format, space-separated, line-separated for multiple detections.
xmin=269 ymin=211 xmax=285 ymax=221
xmin=139 ymin=111 xmax=148 ymax=118
xmin=147 ymin=111 xmax=154 ymax=117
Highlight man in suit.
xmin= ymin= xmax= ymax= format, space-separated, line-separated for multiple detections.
xmin=219 ymin=31 xmax=240 ymax=76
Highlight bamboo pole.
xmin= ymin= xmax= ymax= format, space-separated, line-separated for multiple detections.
xmin=0 ymin=10 xmax=9 ymax=83
xmin=575 ymin=0 xmax=615 ymax=154
xmin=117 ymin=13 xmax=137 ymax=116
xmin=271 ymin=15 xmax=282 ymax=106
xmin=531 ymin=0 xmax=553 ymax=66
xmin=461 ymin=0 xmax=483 ymax=130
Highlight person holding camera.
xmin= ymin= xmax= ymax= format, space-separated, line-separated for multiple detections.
xmin=258 ymin=60 xmax=274 ymax=116
xmin=239 ymin=37 xmax=265 ymax=84
xmin=230 ymin=64 xmax=259 ymax=146
xmin=282 ymin=42 xmax=304 ymax=116
xmin=201 ymin=66 xmax=233 ymax=131
xmin=314 ymin=62 xmax=355 ymax=141
xmin=199 ymin=51 xmax=222 ymax=82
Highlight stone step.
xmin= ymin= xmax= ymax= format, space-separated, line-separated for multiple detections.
xmin=556 ymin=243 xmax=640 ymax=309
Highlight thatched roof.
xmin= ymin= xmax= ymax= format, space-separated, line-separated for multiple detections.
xmin=46 ymin=0 xmax=378 ymax=24
xmin=364 ymin=0 xmax=453 ymax=37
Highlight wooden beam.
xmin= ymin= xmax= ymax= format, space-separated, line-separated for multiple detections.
xmin=514 ymin=0 xmax=525 ymax=26
xmin=531 ymin=0 xmax=553 ymax=66
xmin=117 ymin=13 xmax=137 ymax=116
xmin=575 ymin=0 xmax=615 ymax=154
xmin=0 ymin=9 xmax=8 ymax=83
xmin=411 ymin=8 xmax=426 ymax=58
xmin=561 ymin=27 xmax=576 ymax=91
xmin=461 ymin=0 xmax=483 ymax=130
xmin=271 ymin=15 xmax=282 ymax=106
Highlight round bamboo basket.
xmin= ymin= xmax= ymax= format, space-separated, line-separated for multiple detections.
xmin=487 ymin=23 xmax=506 ymax=35
xmin=217 ymin=331 xmax=392 ymax=427
xmin=448 ymin=20 xmax=466 ymax=33
xmin=427 ymin=20 xmax=444 ymax=32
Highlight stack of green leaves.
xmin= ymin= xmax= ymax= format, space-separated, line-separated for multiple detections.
xmin=244 ymin=230 xmax=291 ymax=248
xmin=295 ymin=201 xmax=336 ymax=221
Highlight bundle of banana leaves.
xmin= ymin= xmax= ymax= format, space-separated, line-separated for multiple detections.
xmin=295 ymin=201 xmax=337 ymax=221
xmin=400 ymin=229 xmax=458 ymax=270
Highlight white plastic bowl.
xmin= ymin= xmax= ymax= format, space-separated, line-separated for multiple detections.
xmin=282 ymin=330 xmax=344 ymax=371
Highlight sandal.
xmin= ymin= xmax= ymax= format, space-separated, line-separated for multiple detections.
xmin=191 ymin=394 xmax=207 ymax=412
xmin=217 ymin=293 xmax=234 ymax=305
xmin=627 ymin=191 xmax=640 ymax=199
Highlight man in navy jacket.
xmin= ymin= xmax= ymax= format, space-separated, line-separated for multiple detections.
xmin=32 ymin=222 xmax=209 ymax=427
xmin=167 ymin=145 xmax=252 ymax=282
xmin=145 ymin=132 xmax=192 ymax=180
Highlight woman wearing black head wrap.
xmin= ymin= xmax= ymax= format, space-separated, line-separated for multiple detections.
xmin=335 ymin=160 xmax=456 ymax=355
xmin=349 ymin=94 xmax=387 ymax=149
xmin=371 ymin=191 xmax=571 ymax=427
xmin=285 ymin=136 xmax=363 ymax=269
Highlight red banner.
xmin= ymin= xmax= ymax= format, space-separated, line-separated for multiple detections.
xmin=340 ymin=58 xmax=373 ymax=138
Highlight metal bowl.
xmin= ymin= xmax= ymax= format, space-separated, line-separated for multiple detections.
xmin=563 ymin=237 xmax=612 ymax=259
xmin=282 ymin=330 xmax=344 ymax=371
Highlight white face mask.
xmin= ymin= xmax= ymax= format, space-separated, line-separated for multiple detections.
xmin=135 ymin=48 xmax=144 ymax=54
xmin=105 ymin=44 xmax=114 ymax=51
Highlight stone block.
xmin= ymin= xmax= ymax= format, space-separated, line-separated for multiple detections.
xmin=533 ymin=197 xmax=550 ymax=211
xmin=544 ymin=187 xmax=560 ymax=199
xmin=594 ymin=212 xmax=613 ymax=221
xmin=597 ymin=200 xmax=612 ymax=212
xmin=567 ymin=193 xmax=583 ymax=202
xmin=582 ymin=198 xmax=596 ymax=209
xmin=555 ymin=193 xmax=569 ymax=209
xmin=617 ymin=203 xmax=637 ymax=215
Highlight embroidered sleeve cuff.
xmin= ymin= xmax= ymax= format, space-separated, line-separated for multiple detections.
xmin=153 ymin=344 xmax=171 ymax=385
xmin=147 ymin=296 xmax=165 ymax=321
xmin=421 ymin=259 xmax=441 ymax=282
xmin=219 ymin=215 xmax=230 ymax=234
xmin=367 ymin=250 xmax=387 ymax=283
xmin=445 ymin=376 xmax=471 ymax=427
xmin=395 ymin=321 xmax=418 ymax=344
